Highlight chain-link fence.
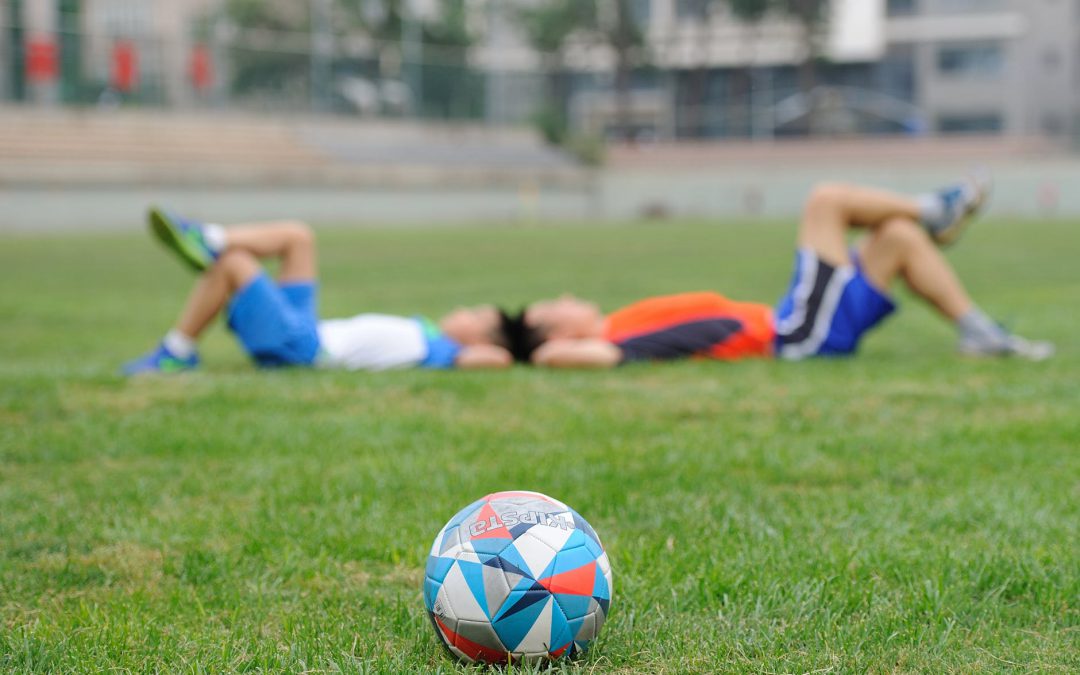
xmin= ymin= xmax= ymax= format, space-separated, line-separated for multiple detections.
xmin=1 ymin=14 xmax=546 ymax=122
xmin=3 ymin=3 xmax=1077 ymax=144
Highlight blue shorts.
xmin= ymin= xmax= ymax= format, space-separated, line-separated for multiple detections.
xmin=774 ymin=249 xmax=896 ymax=359
xmin=227 ymin=273 xmax=321 ymax=367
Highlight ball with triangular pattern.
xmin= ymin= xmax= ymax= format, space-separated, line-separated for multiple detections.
xmin=424 ymin=491 xmax=613 ymax=664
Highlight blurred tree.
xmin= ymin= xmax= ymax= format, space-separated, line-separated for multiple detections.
xmin=724 ymin=0 xmax=827 ymax=94
xmin=219 ymin=0 xmax=478 ymax=117
xmin=727 ymin=0 xmax=769 ymax=16
xmin=678 ymin=0 xmax=719 ymax=138
xmin=517 ymin=0 xmax=644 ymax=141
xmin=604 ymin=0 xmax=646 ymax=141
xmin=725 ymin=0 xmax=769 ymax=137
xmin=773 ymin=0 xmax=829 ymax=98
xmin=338 ymin=0 xmax=471 ymax=50
xmin=338 ymin=0 xmax=477 ymax=118
xmin=517 ymin=0 xmax=589 ymax=143
xmin=223 ymin=0 xmax=311 ymax=100
xmin=723 ymin=0 xmax=829 ymax=134
xmin=674 ymin=0 xmax=770 ymax=138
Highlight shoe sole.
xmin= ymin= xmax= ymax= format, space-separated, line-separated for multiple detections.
xmin=958 ymin=343 xmax=1055 ymax=362
xmin=148 ymin=207 xmax=209 ymax=272
xmin=933 ymin=206 xmax=976 ymax=247
xmin=933 ymin=178 xmax=991 ymax=247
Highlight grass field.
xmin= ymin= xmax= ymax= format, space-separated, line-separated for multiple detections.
xmin=1 ymin=218 xmax=1077 ymax=673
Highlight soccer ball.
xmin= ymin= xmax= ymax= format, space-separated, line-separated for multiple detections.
xmin=423 ymin=491 xmax=613 ymax=664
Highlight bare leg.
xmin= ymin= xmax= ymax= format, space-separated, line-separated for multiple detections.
xmin=798 ymin=183 xmax=922 ymax=266
xmin=174 ymin=250 xmax=262 ymax=339
xmin=857 ymin=217 xmax=973 ymax=320
xmin=791 ymin=183 xmax=1052 ymax=359
xmin=221 ymin=220 xmax=317 ymax=282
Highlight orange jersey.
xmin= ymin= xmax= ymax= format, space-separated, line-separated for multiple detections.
xmin=603 ymin=292 xmax=775 ymax=362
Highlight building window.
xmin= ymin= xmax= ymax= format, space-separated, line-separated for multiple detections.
xmin=875 ymin=45 xmax=917 ymax=102
xmin=938 ymin=113 xmax=1003 ymax=134
xmin=676 ymin=0 xmax=710 ymax=20
xmin=629 ymin=0 xmax=652 ymax=27
xmin=936 ymin=0 xmax=1007 ymax=13
xmin=887 ymin=0 xmax=917 ymax=16
xmin=937 ymin=42 xmax=1004 ymax=77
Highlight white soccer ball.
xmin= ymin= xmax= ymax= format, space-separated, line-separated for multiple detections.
xmin=424 ymin=491 xmax=613 ymax=664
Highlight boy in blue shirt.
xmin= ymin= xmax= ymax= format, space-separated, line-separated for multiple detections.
xmin=123 ymin=209 xmax=514 ymax=374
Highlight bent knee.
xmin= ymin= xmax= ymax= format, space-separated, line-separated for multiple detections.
xmin=215 ymin=249 xmax=262 ymax=288
xmin=806 ymin=182 xmax=853 ymax=212
xmin=217 ymin=248 xmax=250 ymax=265
xmin=877 ymin=217 xmax=930 ymax=250
xmin=286 ymin=221 xmax=315 ymax=245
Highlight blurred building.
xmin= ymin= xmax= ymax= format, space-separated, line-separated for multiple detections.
xmin=564 ymin=0 xmax=1079 ymax=139
xmin=3 ymin=0 xmax=1078 ymax=141
xmin=885 ymin=0 xmax=1076 ymax=138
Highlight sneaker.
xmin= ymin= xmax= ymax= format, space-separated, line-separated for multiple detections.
xmin=927 ymin=172 xmax=992 ymax=247
xmin=148 ymin=207 xmax=219 ymax=272
xmin=122 ymin=343 xmax=200 ymax=376
xmin=958 ymin=334 xmax=1055 ymax=362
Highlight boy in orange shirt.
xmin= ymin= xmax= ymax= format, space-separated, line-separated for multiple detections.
xmin=512 ymin=179 xmax=1053 ymax=367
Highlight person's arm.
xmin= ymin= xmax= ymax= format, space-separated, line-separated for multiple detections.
xmin=454 ymin=344 xmax=514 ymax=369
xmin=532 ymin=339 xmax=623 ymax=369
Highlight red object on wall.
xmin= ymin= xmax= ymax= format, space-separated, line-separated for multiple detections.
xmin=26 ymin=37 xmax=59 ymax=83
xmin=111 ymin=40 xmax=139 ymax=92
xmin=190 ymin=44 xmax=213 ymax=92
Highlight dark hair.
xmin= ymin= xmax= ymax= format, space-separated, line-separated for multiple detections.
xmin=498 ymin=309 xmax=545 ymax=363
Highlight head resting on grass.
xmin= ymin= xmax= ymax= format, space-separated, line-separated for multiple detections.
xmin=438 ymin=304 xmax=519 ymax=367
xmin=439 ymin=305 xmax=509 ymax=347
xmin=521 ymin=294 xmax=606 ymax=359
xmin=498 ymin=309 xmax=546 ymax=363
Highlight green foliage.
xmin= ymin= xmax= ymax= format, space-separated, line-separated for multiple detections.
xmin=220 ymin=0 xmax=311 ymax=97
xmin=532 ymin=104 xmax=569 ymax=145
xmin=517 ymin=0 xmax=594 ymax=55
xmin=225 ymin=0 xmax=309 ymax=31
xmin=724 ymin=0 xmax=827 ymax=24
xmin=726 ymin=0 xmax=770 ymax=23
xmin=516 ymin=0 xmax=644 ymax=57
xmin=565 ymin=133 xmax=607 ymax=166
xmin=518 ymin=0 xmax=647 ymax=142
xmin=1 ymin=220 xmax=1078 ymax=671
xmin=608 ymin=0 xmax=646 ymax=53
xmin=773 ymin=0 xmax=830 ymax=26
xmin=723 ymin=0 xmax=830 ymax=100
xmin=217 ymin=0 xmax=478 ymax=108
xmin=337 ymin=0 xmax=473 ymax=50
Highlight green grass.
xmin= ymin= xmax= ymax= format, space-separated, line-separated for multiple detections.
xmin=1 ymin=219 xmax=1077 ymax=673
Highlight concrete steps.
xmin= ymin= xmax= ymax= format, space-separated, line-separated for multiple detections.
xmin=608 ymin=135 xmax=1068 ymax=169
xmin=0 ymin=107 xmax=586 ymax=188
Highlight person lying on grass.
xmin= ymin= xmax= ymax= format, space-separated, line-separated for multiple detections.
xmin=511 ymin=178 xmax=1055 ymax=368
xmin=123 ymin=210 xmax=514 ymax=375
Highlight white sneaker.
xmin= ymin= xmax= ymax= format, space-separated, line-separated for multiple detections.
xmin=958 ymin=334 xmax=1055 ymax=361
xmin=928 ymin=172 xmax=992 ymax=246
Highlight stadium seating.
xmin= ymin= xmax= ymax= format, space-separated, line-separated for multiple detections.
xmin=0 ymin=106 xmax=584 ymax=189
xmin=607 ymin=134 xmax=1066 ymax=170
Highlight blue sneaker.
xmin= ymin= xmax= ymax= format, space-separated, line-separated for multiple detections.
xmin=927 ymin=173 xmax=991 ymax=246
xmin=148 ymin=207 xmax=219 ymax=272
xmin=122 ymin=343 xmax=199 ymax=376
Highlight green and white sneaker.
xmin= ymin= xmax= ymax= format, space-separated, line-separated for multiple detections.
xmin=122 ymin=343 xmax=200 ymax=376
xmin=148 ymin=207 xmax=220 ymax=272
